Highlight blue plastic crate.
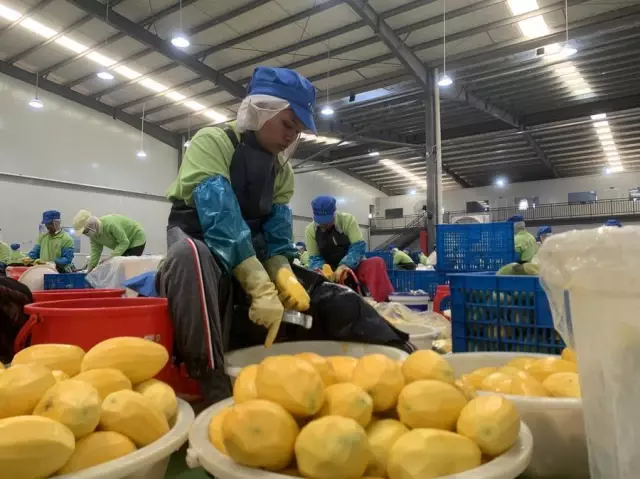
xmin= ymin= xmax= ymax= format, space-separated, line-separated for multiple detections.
xmin=365 ymin=251 xmax=393 ymax=270
xmin=44 ymin=273 xmax=88 ymax=290
xmin=450 ymin=273 xmax=564 ymax=354
xmin=388 ymin=270 xmax=447 ymax=298
xmin=436 ymin=222 xmax=516 ymax=273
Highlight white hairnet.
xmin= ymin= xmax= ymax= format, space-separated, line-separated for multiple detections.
xmin=514 ymin=221 xmax=526 ymax=233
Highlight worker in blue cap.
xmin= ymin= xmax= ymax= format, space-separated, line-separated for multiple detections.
xmin=536 ymin=226 xmax=552 ymax=244
xmin=507 ymin=215 xmax=538 ymax=263
xmin=604 ymin=218 xmax=622 ymax=227
xmin=9 ymin=244 xmax=25 ymax=264
xmin=305 ymin=195 xmax=394 ymax=302
xmin=295 ymin=241 xmax=309 ymax=267
xmin=24 ymin=210 xmax=75 ymax=272
xmin=161 ymin=67 xmax=317 ymax=402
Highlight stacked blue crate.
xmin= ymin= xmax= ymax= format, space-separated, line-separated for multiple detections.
xmin=364 ymin=251 xmax=394 ymax=270
xmin=388 ymin=270 xmax=446 ymax=298
xmin=44 ymin=273 xmax=88 ymax=290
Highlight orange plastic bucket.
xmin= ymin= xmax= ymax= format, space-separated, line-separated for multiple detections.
xmin=6 ymin=266 xmax=28 ymax=281
xmin=32 ymin=288 xmax=125 ymax=303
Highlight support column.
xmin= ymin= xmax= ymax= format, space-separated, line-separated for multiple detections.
xmin=425 ymin=68 xmax=441 ymax=254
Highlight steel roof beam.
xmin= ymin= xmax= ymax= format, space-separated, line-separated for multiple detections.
xmin=0 ymin=60 xmax=179 ymax=149
xmin=67 ymin=0 xmax=246 ymax=99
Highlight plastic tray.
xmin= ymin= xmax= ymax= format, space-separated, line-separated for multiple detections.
xmin=57 ymin=398 xmax=194 ymax=479
xmin=387 ymin=269 xmax=446 ymax=297
xmin=364 ymin=251 xmax=393 ymax=269
xmin=446 ymin=352 xmax=586 ymax=479
xmin=224 ymin=341 xmax=410 ymax=378
xmin=450 ymin=273 xmax=564 ymax=354
xmin=188 ymin=397 xmax=533 ymax=479
xmin=437 ymin=222 xmax=516 ymax=273
xmin=44 ymin=272 xmax=87 ymax=290
xmin=392 ymin=322 xmax=438 ymax=350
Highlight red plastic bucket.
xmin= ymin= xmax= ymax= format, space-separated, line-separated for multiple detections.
xmin=6 ymin=266 xmax=28 ymax=281
xmin=32 ymin=288 xmax=126 ymax=303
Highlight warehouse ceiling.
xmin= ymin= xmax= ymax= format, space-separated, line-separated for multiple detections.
xmin=1 ymin=0 xmax=639 ymax=195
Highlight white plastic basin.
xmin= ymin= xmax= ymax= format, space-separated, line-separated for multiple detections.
xmin=188 ymin=398 xmax=533 ymax=479
xmin=225 ymin=341 xmax=410 ymax=378
xmin=56 ymin=398 xmax=194 ymax=479
xmin=446 ymin=352 xmax=587 ymax=479
xmin=392 ymin=322 xmax=438 ymax=350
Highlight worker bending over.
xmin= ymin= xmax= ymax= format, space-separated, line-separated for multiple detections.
xmin=536 ymin=226 xmax=552 ymax=244
xmin=306 ymin=196 xmax=393 ymax=302
xmin=508 ymin=215 xmax=538 ymax=263
xmin=392 ymin=247 xmax=417 ymax=270
xmin=72 ymin=211 xmax=146 ymax=273
xmin=25 ymin=210 xmax=75 ymax=272
xmin=295 ymin=242 xmax=309 ymax=267
xmin=160 ymin=67 xmax=314 ymax=402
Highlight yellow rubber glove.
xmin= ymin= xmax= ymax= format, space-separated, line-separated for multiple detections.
xmin=264 ymin=256 xmax=310 ymax=312
xmin=22 ymin=257 xmax=34 ymax=265
xmin=34 ymin=259 xmax=49 ymax=265
xmin=335 ymin=264 xmax=352 ymax=283
xmin=321 ymin=264 xmax=335 ymax=282
xmin=233 ymin=256 xmax=283 ymax=348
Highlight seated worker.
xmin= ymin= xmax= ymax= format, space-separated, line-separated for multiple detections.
xmin=306 ymin=196 xmax=393 ymax=302
xmin=10 ymin=244 xmax=25 ymax=264
xmin=295 ymin=241 xmax=309 ymax=267
xmin=536 ymin=226 xmax=552 ymax=244
xmin=508 ymin=215 xmax=538 ymax=264
xmin=392 ymin=247 xmax=417 ymax=270
xmin=25 ymin=211 xmax=74 ymax=273
xmin=72 ymin=210 xmax=147 ymax=273
xmin=159 ymin=67 xmax=315 ymax=403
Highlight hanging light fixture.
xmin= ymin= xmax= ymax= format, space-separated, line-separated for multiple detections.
xmin=96 ymin=1 xmax=115 ymax=80
xmin=136 ymin=104 xmax=147 ymax=158
xmin=97 ymin=70 xmax=114 ymax=80
xmin=171 ymin=0 xmax=190 ymax=48
xmin=320 ymin=44 xmax=334 ymax=116
xmin=438 ymin=0 xmax=453 ymax=87
xmin=28 ymin=71 xmax=44 ymax=109
xmin=560 ymin=0 xmax=577 ymax=57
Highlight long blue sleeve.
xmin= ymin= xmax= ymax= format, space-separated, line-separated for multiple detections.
xmin=339 ymin=240 xmax=366 ymax=270
xmin=56 ymin=247 xmax=75 ymax=265
xmin=28 ymin=244 xmax=41 ymax=260
xmin=262 ymin=204 xmax=296 ymax=260
xmin=193 ymin=175 xmax=255 ymax=273
xmin=309 ymin=254 xmax=325 ymax=270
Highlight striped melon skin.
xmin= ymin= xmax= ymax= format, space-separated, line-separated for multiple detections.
xmin=13 ymin=344 xmax=85 ymax=377
xmin=0 ymin=364 xmax=56 ymax=419
xmin=0 ymin=415 xmax=75 ymax=479
xmin=81 ymin=337 xmax=169 ymax=384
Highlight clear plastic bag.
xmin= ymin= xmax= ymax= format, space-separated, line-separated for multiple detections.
xmin=86 ymin=256 xmax=164 ymax=290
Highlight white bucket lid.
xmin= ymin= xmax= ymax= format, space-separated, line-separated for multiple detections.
xmin=18 ymin=265 xmax=58 ymax=291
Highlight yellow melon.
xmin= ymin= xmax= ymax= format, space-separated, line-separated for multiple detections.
xmin=0 ymin=364 xmax=56 ymax=419
xmin=387 ymin=429 xmax=481 ymax=479
xmin=525 ymin=357 xmax=577 ymax=383
xmin=134 ymin=378 xmax=178 ymax=421
xmin=457 ymin=396 xmax=521 ymax=456
xmin=233 ymin=364 xmax=258 ymax=403
xmin=52 ymin=370 xmax=70 ymax=383
xmin=81 ymin=337 xmax=169 ymax=384
xmin=505 ymin=356 xmax=537 ymax=371
xmin=0 ymin=415 xmax=75 ymax=479
xmin=222 ymin=399 xmax=299 ymax=471
xmin=326 ymin=356 xmax=357 ymax=383
xmin=351 ymin=354 xmax=404 ymax=412
xmin=461 ymin=366 xmax=498 ymax=389
xmin=295 ymin=353 xmax=337 ymax=387
xmin=480 ymin=370 xmax=547 ymax=397
xmin=0 ymin=363 xmax=4 ymax=369
xmin=255 ymin=355 xmax=325 ymax=417
xmin=561 ymin=347 xmax=578 ymax=363
xmin=295 ymin=416 xmax=370 ymax=479
xmin=397 ymin=380 xmax=467 ymax=430
xmin=58 ymin=431 xmax=136 ymax=474
xmin=73 ymin=368 xmax=132 ymax=400
xmin=208 ymin=406 xmax=231 ymax=455
xmin=100 ymin=390 xmax=169 ymax=447
xmin=318 ymin=383 xmax=373 ymax=428
xmin=402 ymin=350 xmax=455 ymax=384
xmin=12 ymin=343 xmax=85 ymax=376
xmin=479 ymin=372 xmax=513 ymax=394
xmin=542 ymin=372 xmax=581 ymax=398
xmin=33 ymin=379 xmax=101 ymax=439
xmin=365 ymin=419 xmax=409 ymax=477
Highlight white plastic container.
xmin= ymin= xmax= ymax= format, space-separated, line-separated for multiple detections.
xmin=225 ymin=341 xmax=410 ymax=378
xmin=56 ymin=398 xmax=194 ymax=479
xmin=446 ymin=352 xmax=587 ymax=479
xmin=18 ymin=264 xmax=57 ymax=291
xmin=188 ymin=397 xmax=534 ymax=479
xmin=392 ymin=322 xmax=438 ymax=350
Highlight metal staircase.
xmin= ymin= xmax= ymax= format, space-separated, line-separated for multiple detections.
xmin=374 ymin=213 xmax=426 ymax=251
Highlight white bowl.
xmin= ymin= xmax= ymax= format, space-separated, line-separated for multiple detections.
xmin=188 ymin=398 xmax=533 ymax=479
xmin=393 ymin=322 xmax=439 ymax=350
xmin=18 ymin=264 xmax=57 ymax=291
xmin=446 ymin=352 xmax=587 ymax=479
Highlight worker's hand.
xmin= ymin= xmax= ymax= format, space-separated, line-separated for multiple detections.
xmin=34 ymin=259 xmax=48 ymax=265
xmin=335 ymin=264 xmax=352 ymax=283
xmin=264 ymin=255 xmax=310 ymax=312
xmin=22 ymin=257 xmax=34 ymax=265
xmin=233 ymin=256 xmax=284 ymax=348
xmin=321 ymin=264 xmax=335 ymax=282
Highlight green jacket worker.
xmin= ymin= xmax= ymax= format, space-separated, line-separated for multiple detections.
xmin=295 ymin=242 xmax=310 ymax=267
xmin=73 ymin=211 xmax=147 ymax=273
xmin=392 ymin=247 xmax=416 ymax=270
xmin=26 ymin=210 xmax=75 ymax=273
xmin=10 ymin=244 xmax=25 ymax=264
xmin=508 ymin=215 xmax=538 ymax=263
xmin=161 ymin=67 xmax=316 ymax=403
xmin=0 ymin=234 xmax=9 ymax=273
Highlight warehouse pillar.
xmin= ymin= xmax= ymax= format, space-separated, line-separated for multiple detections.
xmin=425 ymin=68 xmax=442 ymax=254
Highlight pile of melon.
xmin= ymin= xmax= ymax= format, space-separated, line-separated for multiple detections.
xmin=460 ymin=348 xmax=580 ymax=398
xmin=209 ymin=350 xmax=523 ymax=479
xmin=0 ymin=337 xmax=178 ymax=478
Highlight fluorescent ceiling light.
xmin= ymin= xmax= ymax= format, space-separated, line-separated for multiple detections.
xmin=517 ymin=16 xmax=549 ymax=38
xmin=55 ymin=36 xmax=87 ymax=54
xmin=28 ymin=97 xmax=44 ymax=109
xmin=0 ymin=4 xmax=20 ymax=20
xmin=574 ymin=88 xmax=593 ymax=96
xmin=97 ymin=71 xmax=114 ymax=80
xmin=20 ymin=18 xmax=56 ymax=37
xmin=593 ymin=121 xmax=609 ymax=129
xmin=171 ymin=35 xmax=190 ymax=48
xmin=380 ymin=159 xmax=426 ymax=187
xmin=554 ymin=65 xmax=577 ymax=75
xmin=591 ymin=113 xmax=607 ymax=120
xmin=166 ymin=91 xmax=187 ymax=101
xmin=139 ymin=79 xmax=167 ymax=92
xmin=369 ymin=151 xmax=380 ymax=157
xmin=507 ymin=0 xmax=539 ymax=15
xmin=87 ymin=52 xmax=116 ymax=67
xmin=113 ymin=66 xmax=141 ymax=80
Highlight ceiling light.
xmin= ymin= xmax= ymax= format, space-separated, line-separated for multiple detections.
xmin=28 ymin=97 xmax=43 ymax=109
xmin=561 ymin=44 xmax=577 ymax=58
xmin=438 ymin=74 xmax=453 ymax=87
xmin=517 ymin=16 xmax=549 ymax=38
xmin=171 ymin=35 xmax=190 ymax=48
xmin=136 ymin=150 xmax=147 ymax=158
xmin=593 ymin=121 xmax=609 ymax=129
xmin=96 ymin=71 xmax=114 ymax=80
xmin=606 ymin=166 xmax=624 ymax=175
xmin=320 ymin=106 xmax=334 ymax=116
xmin=369 ymin=151 xmax=380 ymax=157
xmin=554 ymin=65 xmax=577 ymax=75
xmin=494 ymin=177 xmax=507 ymax=188
xmin=507 ymin=0 xmax=539 ymax=15
xmin=409 ymin=189 xmax=416 ymax=196
xmin=574 ymin=87 xmax=593 ymax=96
xmin=591 ymin=113 xmax=607 ymax=120
xmin=184 ymin=140 xmax=191 ymax=148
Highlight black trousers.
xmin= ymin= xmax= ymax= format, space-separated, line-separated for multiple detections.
xmin=123 ymin=243 xmax=146 ymax=257
xmin=396 ymin=262 xmax=417 ymax=271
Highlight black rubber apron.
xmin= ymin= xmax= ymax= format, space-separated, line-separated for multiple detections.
xmin=316 ymin=225 xmax=350 ymax=270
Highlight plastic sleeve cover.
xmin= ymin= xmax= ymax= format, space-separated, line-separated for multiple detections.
xmin=263 ymin=204 xmax=297 ymax=259
xmin=339 ymin=240 xmax=366 ymax=270
xmin=56 ymin=246 xmax=75 ymax=265
xmin=193 ymin=174 xmax=255 ymax=273
xmin=28 ymin=244 xmax=41 ymax=260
